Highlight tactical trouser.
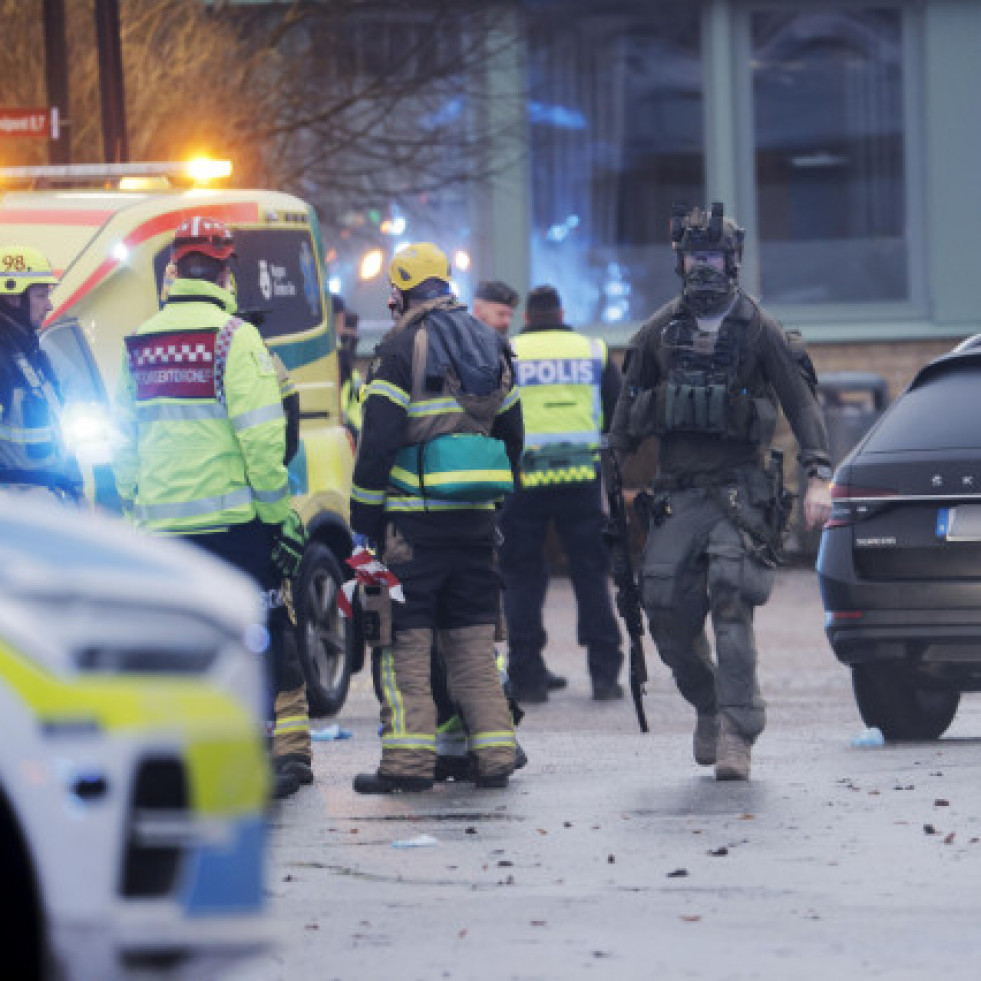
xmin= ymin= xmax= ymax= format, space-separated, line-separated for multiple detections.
xmin=377 ymin=530 xmax=516 ymax=781
xmin=640 ymin=479 xmax=774 ymax=741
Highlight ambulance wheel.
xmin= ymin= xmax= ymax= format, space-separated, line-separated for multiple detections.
xmin=296 ymin=543 xmax=354 ymax=717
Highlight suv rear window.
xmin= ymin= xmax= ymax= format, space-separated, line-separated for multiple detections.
xmin=154 ymin=227 xmax=323 ymax=339
xmin=863 ymin=363 xmax=981 ymax=452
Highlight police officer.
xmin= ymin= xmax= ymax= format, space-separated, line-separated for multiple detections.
xmin=0 ymin=245 xmax=82 ymax=502
xmin=113 ymin=216 xmax=308 ymax=798
xmin=473 ymin=280 xmax=520 ymax=337
xmin=609 ymin=203 xmax=832 ymax=780
xmin=350 ymin=242 xmax=523 ymax=793
xmin=500 ymin=285 xmax=624 ymax=703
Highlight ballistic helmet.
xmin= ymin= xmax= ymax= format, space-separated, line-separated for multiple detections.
xmin=670 ymin=202 xmax=744 ymax=278
xmin=0 ymin=245 xmax=58 ymax=295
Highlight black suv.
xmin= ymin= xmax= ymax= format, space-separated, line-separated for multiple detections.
xmin=817 ymin=341 xmax=981 ymax=740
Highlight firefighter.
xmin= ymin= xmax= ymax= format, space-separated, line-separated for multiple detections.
xmin=113 ymin=216 xmax=308 ymax=799
xmin=0 ymin=245 xmax=82 ymax=502
xmin=350 ymin=242 xmax=523 ymax=793
xmin=500 ymin=285 xmax=624 ymax=703
xmin=609 ymin=202 xmax=832 ymax=780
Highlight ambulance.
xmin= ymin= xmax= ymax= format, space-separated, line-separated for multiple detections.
xmin=0 ymin=493 xmax=271 ymax=979
xmin=0 ymin=161 xmax=363 ymax=716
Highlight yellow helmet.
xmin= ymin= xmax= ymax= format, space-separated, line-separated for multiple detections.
xmin=388 ymin=242 xmax=451 ymax=292
xmin=0 ymin=245 xmax=57 ymax=295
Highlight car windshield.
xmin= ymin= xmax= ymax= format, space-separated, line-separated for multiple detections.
xmin=862 ymin=363 xmax=981 ymax=452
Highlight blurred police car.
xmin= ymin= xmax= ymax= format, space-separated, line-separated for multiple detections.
xmin=818 ymin=340 xmax=981 ymax=741
xmin=0 ymin=495 xmax=272 ymax=979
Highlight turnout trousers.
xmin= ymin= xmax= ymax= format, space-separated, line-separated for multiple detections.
xmin=640 ymin=482 xmax=775 ymax=741
xmin=377 ymin=527 xmax=516 ymax=781
xmin=499 ymin=479 xmax=622 ymax=690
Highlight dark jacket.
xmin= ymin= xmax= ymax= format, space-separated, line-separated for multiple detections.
xmin=0 ymin=306 xmax=81 ymax=497
xmin=351 ymin=296 xmax=524 ymax=546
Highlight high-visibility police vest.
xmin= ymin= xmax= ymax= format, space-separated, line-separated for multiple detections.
xmin=512 ymin=330 xmax=606 ymax=488
xmin=114 ymin=278 xmax=290 ymax=534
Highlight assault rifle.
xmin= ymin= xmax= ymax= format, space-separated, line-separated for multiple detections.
xmin=600 ymin=445 xmax=649 ymax=733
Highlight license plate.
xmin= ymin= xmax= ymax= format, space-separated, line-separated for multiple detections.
xmin=941 ymin=505 xmax=981 ymax=541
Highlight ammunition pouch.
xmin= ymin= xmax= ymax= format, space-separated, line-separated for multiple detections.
xmin=627 ymin=384 xmax=777 ymax=446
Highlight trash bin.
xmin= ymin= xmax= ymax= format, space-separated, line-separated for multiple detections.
xmin=797 ymin=371 xmax=890 ymax=557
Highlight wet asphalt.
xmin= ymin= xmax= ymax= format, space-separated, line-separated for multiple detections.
xmin=235 ymin=568 xmax=981 ymax=981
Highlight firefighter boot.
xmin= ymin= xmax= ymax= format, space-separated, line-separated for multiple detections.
xmin=715 ymin=715 xmax=751 ymax=781
xmin=694 ymin=713 xmax=719 ymax=766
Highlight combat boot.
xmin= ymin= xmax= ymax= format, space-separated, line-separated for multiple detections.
xmin=714 ymin=716 xmax=751 ymax=781
xmin=693 ymin=713 xmax=719 ymax=766
xmin=353 ymin=771 xmax=434 ymax=795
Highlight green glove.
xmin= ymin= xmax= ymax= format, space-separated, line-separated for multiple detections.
xmin=271 ymin=509 xmax=308 ymax=579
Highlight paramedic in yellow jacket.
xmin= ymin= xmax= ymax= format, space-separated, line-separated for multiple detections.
xmin=350 ymin=242 xmax=524 ymax=794
xmin=114 ymin=216 xmax=308 ymax=798
xmin=500 ymin=285 xmax=624 ymax=704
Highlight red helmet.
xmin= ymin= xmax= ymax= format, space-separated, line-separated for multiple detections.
xmin=171 ymin=216 xmax=236 ymax=263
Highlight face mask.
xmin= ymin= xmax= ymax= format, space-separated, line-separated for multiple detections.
xmin=683 ymin=260 xmax=734 ymax=317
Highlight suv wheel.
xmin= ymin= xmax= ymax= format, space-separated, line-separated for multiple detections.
xmin=296 ymin=543 xmax=354 ymax=717
xmin=851 ymin=663 xmax=960 ymax=741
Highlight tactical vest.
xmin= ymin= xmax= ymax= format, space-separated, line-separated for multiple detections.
xmin=628 ymin=304 xmax=777 ymax=447
xmin=512 ymin=330 xmax=605 ymax=487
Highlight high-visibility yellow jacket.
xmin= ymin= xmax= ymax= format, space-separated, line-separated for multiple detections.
xmin=113 ymin=277 xmax=290 ymax=534
xmin=511 ymin=328 xmax=608 ymax=487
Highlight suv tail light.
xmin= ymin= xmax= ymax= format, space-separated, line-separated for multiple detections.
xmin=826 ymin=482 xmax=897 ymax=529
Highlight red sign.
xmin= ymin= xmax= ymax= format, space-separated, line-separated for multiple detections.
xmin=0 ymin=108 xmax=59 ymax=140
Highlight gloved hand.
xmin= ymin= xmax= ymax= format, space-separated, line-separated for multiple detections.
xmin=271 ymin=509 xmax=308 ymax=579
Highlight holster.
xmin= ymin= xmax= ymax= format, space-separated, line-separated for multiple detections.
xmin=360 ymin=583 xmax=393 ymax=646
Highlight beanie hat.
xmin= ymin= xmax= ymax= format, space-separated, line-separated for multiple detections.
xmin=475 ymin=280 xmax=520 ymax=308
xmin=525 ymin=285 xmax=563 ymax=326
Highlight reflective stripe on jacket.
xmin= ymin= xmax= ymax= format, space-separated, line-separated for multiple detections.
xmin=512 ymin=330 xmax=606 ymax=487
xmin=113 ymin=278 xmax=290 ymax=533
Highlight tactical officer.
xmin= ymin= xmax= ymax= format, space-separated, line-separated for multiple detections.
xmin=609 ymin=203 xmax=832 ymax=780
xmin=114 ymin=216 xmax=309 ymax=799
xmin=0 ymin=245 xmax=82 ymax=502
xmin=500 ymin=285 xmax=624 ymax=703
xmin=473 ymin=280 xmax=520 ymax=337
xmin=350 ymin=242 xmax=523 ymax=793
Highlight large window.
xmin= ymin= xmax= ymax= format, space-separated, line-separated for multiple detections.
xmin=527 ymin=2 xmax=704 ymax=327
xmin=751 ymin=8 xmax=909 ymax=305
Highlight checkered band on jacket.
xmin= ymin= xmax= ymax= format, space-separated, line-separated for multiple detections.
xmin=214 ymin=317 xmax=244 ymax=407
